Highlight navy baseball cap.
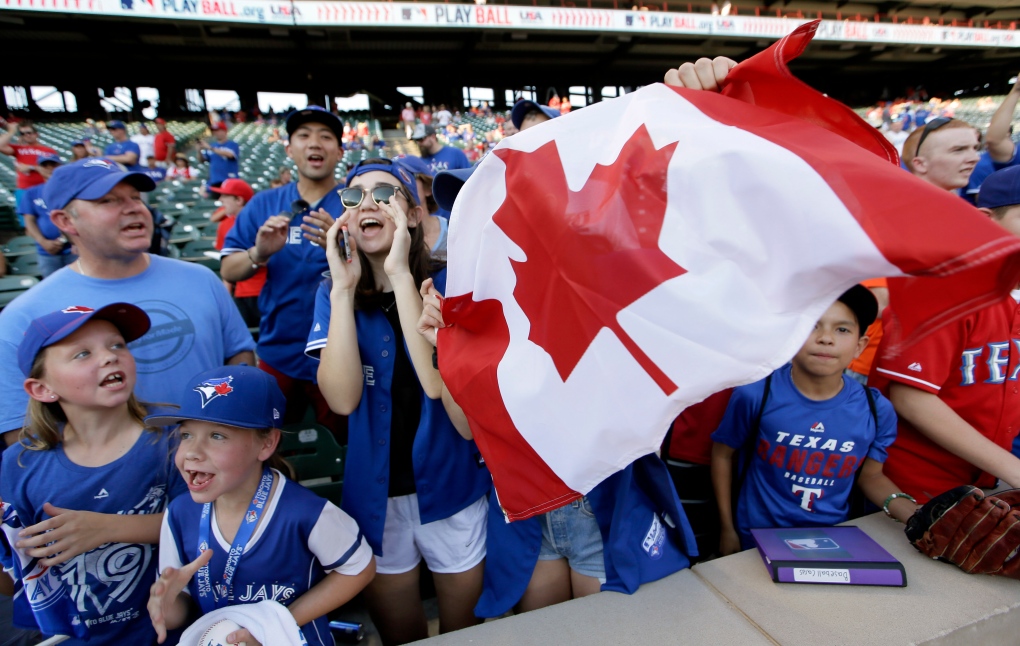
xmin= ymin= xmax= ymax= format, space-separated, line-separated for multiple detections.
xmin=18 ymin=303 xmax=151 ymax=377
xmin=71 ymin=140 xmax=86 ymax=147
xmin=286 ymin=106 xmax=344 ymax=139
xmin=36 ymin=154 xmax=62 ymax=166
xmin=433 ymin=167 xmax=477 ymax=213
xmin=145 ymin=365 xmax=286 ymax=430
xmin=410 ymin=124 xmax=437 ymax=140
xmin=107 ymin=120 xmax=126 ymax=130
xmin=510 ymin=100 xmax=561 ymax=129
xmin=978 ymin=166 xmax=1020 ymax=209
xmin=395 ymin=155 xmax=433 ymax=178
xmin=345 ymin=157 xmax=421 ymax=205
xmin=44 ymin=158 xmax=157 ymax=211
xmin=836 ymin=284 xmax=878 ymax=334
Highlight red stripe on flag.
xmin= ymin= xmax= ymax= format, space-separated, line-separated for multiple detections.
xmin=439 ymin=297 xmax=580 ymax=521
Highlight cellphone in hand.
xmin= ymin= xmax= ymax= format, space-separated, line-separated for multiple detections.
xmin=341 ymin=226 xmax=353 ymax=263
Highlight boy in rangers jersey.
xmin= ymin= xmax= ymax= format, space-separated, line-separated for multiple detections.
xmin=712 ymin=286 xmax=917 ymax=554
xmin=870 ymin=165 xmax=1020 ymax=501
xmin=147 ymin=365 xmax=375 ymax=646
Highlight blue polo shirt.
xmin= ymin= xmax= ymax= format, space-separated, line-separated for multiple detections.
xmin=222 ymin=183 xmax=334 ymax=381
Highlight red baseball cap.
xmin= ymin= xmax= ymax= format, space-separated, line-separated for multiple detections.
xmin=212 ymin=122 xmax=228 ymax=132
xmin=209 ymin=178 xmax=254 ymax=203
xmin=154 ymin=118 xmax=167 ymax=125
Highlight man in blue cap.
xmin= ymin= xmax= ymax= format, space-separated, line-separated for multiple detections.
xmin=0 ymin=158 xmax=255 ymax=446
xmin=15 ymin=153 xmax=75 ymax=277
xmin=220 ymin=106 xmax=349 ymax=437
xmin=103 ymin=121 xmax=141 ymax=171
xmin=410 ymin=123 xmax=470 ymax=175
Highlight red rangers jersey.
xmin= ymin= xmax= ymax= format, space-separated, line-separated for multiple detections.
xmin=870 ymin=295 xmax=1020 ymax=502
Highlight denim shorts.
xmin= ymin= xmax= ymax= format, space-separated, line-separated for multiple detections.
xmin=538 ymin=496 xmax=606 ymax=583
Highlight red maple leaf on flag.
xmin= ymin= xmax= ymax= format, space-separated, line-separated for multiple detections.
xmin=491 ymin=125 xmax=683 ymax=394
xmin=214 ymin=382 xmax=233 ymax=396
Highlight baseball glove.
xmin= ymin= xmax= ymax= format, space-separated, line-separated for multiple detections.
xmin=905 ymin=485 xmax=1020 ymax=578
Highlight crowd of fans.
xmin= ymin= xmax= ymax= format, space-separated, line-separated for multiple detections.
xmin=0 ymin=59 xmax=1016 ymax=646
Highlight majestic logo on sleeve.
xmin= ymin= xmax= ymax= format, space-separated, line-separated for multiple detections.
xmin=194 ymin=376 xmax=234 ymax=408
xmin=809 ymin=422 xmax=825 ymax=433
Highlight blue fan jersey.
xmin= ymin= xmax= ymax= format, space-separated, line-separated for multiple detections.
xmin=161 ymin=473 xmax=373 ymax=646
xmin=712 ymin=364 xmax=897 ymax=548
xmin=0 ymin=430 xmax=186 ymax=644
xmin=421 ymin=146 xmax=470 ymax=174
xmin=305 ymin=269 xmax=491 ymax=553
xmin=222 ymin=183 xmax=337 ymax=381
xmin=103 ymin=141 xmax=142 ymax=171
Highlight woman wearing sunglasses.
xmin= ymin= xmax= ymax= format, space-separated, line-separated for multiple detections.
xmin=306 ymin=158 xmax=490 ymax=645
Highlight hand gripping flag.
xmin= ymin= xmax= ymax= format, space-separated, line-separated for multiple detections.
xmin=439 ymin=21 xmax=1020 ymax=521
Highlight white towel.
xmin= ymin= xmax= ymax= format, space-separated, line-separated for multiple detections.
xmin=179 ymin=600 xmax=308 ymax=646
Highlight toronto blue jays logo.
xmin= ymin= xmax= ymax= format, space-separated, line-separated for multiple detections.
xmin=82 ymin=159 xmax=112 ymax=170
xmin=194 ymin=376 xmax=234 ymax=408
xmin=245 ymin=510 xmax=257 ymax=523
xmin=62 ymin=305 xmax=94 ymax=314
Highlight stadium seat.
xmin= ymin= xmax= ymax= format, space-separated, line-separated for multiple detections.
xmin=0 ymin=275 xmax=39 ymax=309
xmin=10 ymin=253 xmax=42 ymax=278
xmin=2 ymin=236 xmax=37 ymax=257
xmin=278 ymin=423 xmax=346 ymax=507
xmin=179 ymin=238 xmax=218 ymax=260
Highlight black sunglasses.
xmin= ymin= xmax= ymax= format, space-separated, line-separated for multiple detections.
xmin=338 ymin=185 xmax=408 ymax=209
xmin=19 ymin=130 xmax=36 ymax=136
xmin=915 ymin=117 xmax=953 ymax=155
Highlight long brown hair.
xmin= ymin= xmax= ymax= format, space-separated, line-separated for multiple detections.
xmin=19 ymin=347 xmax=156 ymax=462
xmin=351 ymin=163 xmax=442 ymax=309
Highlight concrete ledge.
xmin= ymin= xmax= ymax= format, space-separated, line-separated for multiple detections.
xmin=424 ymin=512 xmax=1020 ymax=645
xmin=424 ymin=569 xmax=773 ymax=645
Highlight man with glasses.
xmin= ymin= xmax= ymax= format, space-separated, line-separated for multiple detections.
xmin=221 ymin=106 xmax=347 ymax=438
xmin=901 ymin=116 xmax=980 ymax=193
xmin=0 ymin=120 xmax=58 ymax=213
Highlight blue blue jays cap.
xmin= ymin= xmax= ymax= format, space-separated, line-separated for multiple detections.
xmin=433 ymin=167 xmax=477 ymax=213
xmin=107 ymin=120 xmax=126 ymax=130
xmin=36 ymin=154 xmax=62 ymax=166
xmin=344 ymin=157 xmax=421 ymax=205
xmin=978 ymin=166 xmax=1020 ymax=209
xmin=145 ymin=365 xmax=286 ymax=430
xmin=18 ymin=303 xmax=151 ymax=377
xmin=395 ymin=154 xmax=433 ymax=178
xmin=510 ymin=100 xmax=561 ymax=130
xmin=285 ymin=105 xmax=344 ymax=140
xmin=43 ymin=158 xmax=156 ymax=211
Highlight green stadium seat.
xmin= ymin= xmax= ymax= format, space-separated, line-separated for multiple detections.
xmin=10 ymin=253 xmax=42 ymax=278
xmin=2 ymin=236 xmax=37 ymax=257
xmin=0 ymin=275 xmax=39 ymax=309
xmin=278 ymin=423 xmax=345 ymax=507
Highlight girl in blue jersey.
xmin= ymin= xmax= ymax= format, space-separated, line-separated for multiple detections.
xmin=307 ymin=158 xmax=490 ymax=645
xmin=1 ymin=303 xmax=186 ymax=645
xmin=145 ymin=365 xmax=375 ymax=646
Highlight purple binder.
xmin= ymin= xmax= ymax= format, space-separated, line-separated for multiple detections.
xmin=751 ymin=526 xmax=906 ymax=587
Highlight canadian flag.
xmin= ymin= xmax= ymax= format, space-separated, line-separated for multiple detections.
xmin=439 ymin=22 xmax=1020 ymax=521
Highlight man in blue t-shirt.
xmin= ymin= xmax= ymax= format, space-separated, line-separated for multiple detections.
xmin=966 ymin=87 xmax=1020 ymax=203
xmin=220 ymin=106 xmax=347 ymax=437
xmin=711 ymin=286 xmax=916 ymax=554
xmin=103 ymin=120 xmax=141 ymax=171
xmin=199 ymin=122 xmax=240 ymax=188
xmin=410 ymin=123 xmax=470 ymax=174
xmin=0 ymin=158 xmax=255 ymax=446
xmin=15 ymin=154 xmax=75 ymax=277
